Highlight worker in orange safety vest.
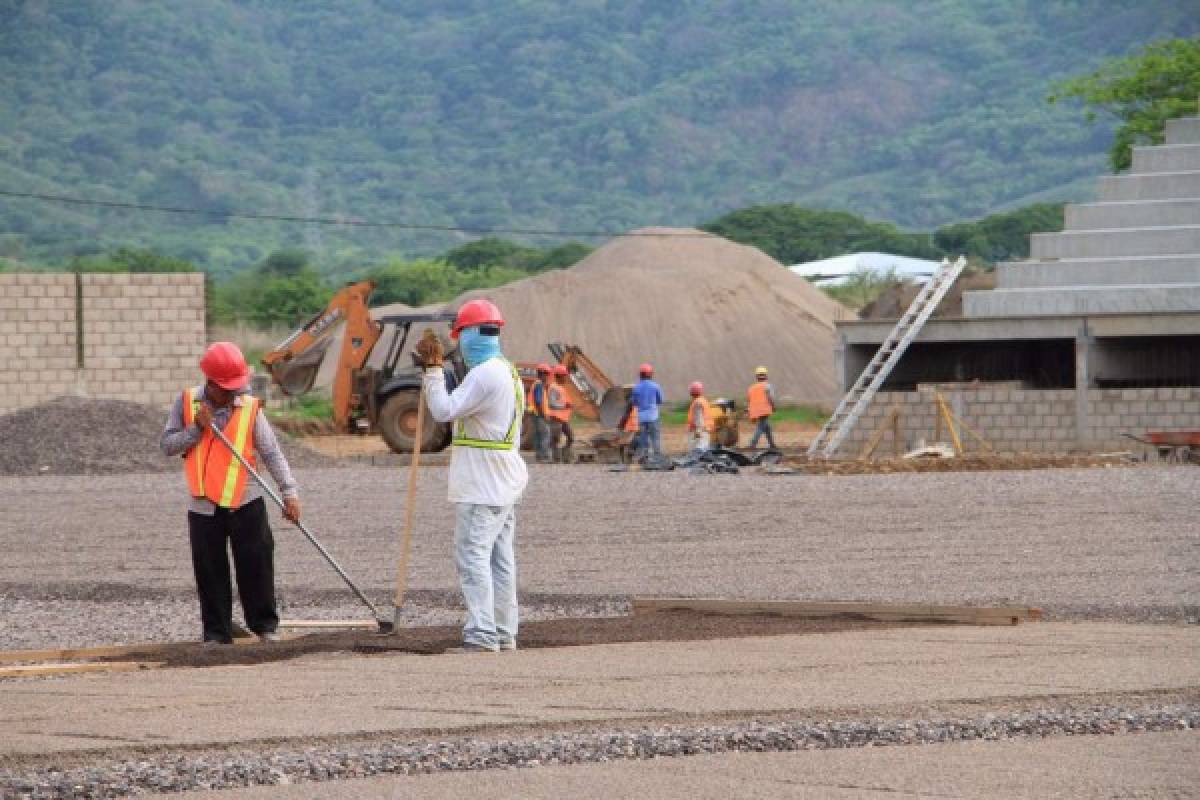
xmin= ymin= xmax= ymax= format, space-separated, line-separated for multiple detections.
xmin=746 ymin=365 xmax=779 ymax=450
xmin=548 ymin=364 xmax=574 ymax=462
xmin=526 ymin=363 xmax=556 ymax=463
xmin=160 ymin=342 xmax=300 ymax=645
xmin=686 ymin=381 xmax=714 ymax=453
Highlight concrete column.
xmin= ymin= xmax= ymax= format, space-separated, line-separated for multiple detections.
xmin=1075 ymin=321 xmax=1094 ymax=451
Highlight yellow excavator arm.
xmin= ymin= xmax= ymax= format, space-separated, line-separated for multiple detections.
xmin=261 ymin=280 xmax=382 ymax=430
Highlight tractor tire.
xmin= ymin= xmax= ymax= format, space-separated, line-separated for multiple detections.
xmin=378 ymin=390 xmax=446 ymax=454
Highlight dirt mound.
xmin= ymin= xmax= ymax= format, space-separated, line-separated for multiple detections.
xmin=0 ymin=396 xmax=336 ymax=476
xmin=859 ymin=270 xmax=996 ymax=319
xmin=449 ymin=228 xmax=854 ymax=405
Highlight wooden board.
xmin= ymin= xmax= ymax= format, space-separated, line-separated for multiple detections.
xmin=0 ymin=633 xmax=302 ymax=665
xmin=632 ymin=598 xmax=1042 ymax=626
xmin=0 ymin=661 xmax=163 ymax=679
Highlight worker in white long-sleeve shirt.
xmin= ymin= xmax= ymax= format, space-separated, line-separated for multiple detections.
xmin=416 ymin=299 xmax=528 ymax=653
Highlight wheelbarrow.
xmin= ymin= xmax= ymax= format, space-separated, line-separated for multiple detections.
xmin=1120 ymin=431 xmax=1200 ymax=464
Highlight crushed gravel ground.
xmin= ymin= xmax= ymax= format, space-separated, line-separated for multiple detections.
xmin=0 ymin=396 xmax=335 ymax=476
xmin=2 ymin=702 xmax=1195 ymax=798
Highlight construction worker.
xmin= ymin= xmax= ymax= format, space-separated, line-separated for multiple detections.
xmin=616 ymin=402 xmax=640 ymax=463
xmin=416 ymin=298 xmax=527 ymax=653
xmin=160 ymin=342 xmax=300 ymax=645
xmin=527 ymin=363 xmax=554 ymax=463
xmin=686 ymin=381 xmax=714 ymax=453
xmin=747 ymin=365 xmax=779 ymax=450
xmin=628 ymin=362 xmax=664 ymax=461
xmin=549 ymin=364 xmax=574 ymax=463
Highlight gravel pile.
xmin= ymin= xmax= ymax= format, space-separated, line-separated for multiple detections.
xmin=3 ymin=704 xmax=1194 ymax=798
xmin=0 ymin=396 xmax=335 ymax=476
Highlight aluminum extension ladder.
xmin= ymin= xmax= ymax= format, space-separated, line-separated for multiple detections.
xmin=807 ymin=256 xmax=968 ymax=459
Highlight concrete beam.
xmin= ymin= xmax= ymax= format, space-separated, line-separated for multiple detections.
xmin=837 ymin=312 xmax=1200 ymax=345
xmin=1098 ymin=171 xmax=1200 ymax=202
xmin=1065 ymin=199 xmax=1200 ymax=230
xmin=1165 ymin=116 xmax=1200 ymax=145
xmin=997 ymin=255 xmax=1200 ymax=289
xmin=1132 ymin=143 xmax=1200 ymax=173
xmin=963 ymin=284 xmax=1200 ymax=317
xmin=1030 ymin=226 xmax=1200 ymax=259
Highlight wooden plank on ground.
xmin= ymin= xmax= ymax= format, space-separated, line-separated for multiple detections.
xmin=631 ymin=598 xmax=1041 ymax=626
xmin=278 ymin=619 xmax=377 ymax=629
xmin=0 ymin=661 xmax=163 ymax=679
xmin=0 ymin=632 xmax=306 ymax=665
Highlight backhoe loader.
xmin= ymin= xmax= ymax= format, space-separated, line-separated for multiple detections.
xmin=262 ymin=282 xmax=624 ymax=454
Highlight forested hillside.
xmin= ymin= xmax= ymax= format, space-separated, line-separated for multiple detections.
xmin=0 ymin=0 xmax=1196 ymax=274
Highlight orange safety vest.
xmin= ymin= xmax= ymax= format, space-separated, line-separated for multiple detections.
xmin=688 ymin=396 xmax=714 ymax=433
xmin=747 ymin=381 xmax=773 ymax=420
xmin=547 ymin=383 xmax=572 ymax=422
xmin=527 ymin=381 xmax=550 ymax=416
xmin=181 ymin=388 xmax=260 ymax=508
xmin=623 ymin=405 xmax=639 ymax=433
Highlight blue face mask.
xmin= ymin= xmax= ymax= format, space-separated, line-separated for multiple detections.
xmin=458 ymin=326 xmax=502 ymax=368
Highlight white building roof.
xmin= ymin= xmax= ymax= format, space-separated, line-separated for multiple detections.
xmin=788 ymin=252 xmax=941 ymax=286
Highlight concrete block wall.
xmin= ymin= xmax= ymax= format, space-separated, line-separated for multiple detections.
xmin=839 ymin=384 xmax=1200 ymax=456
xmin=0 ymin=273 xmax=205 ymax=413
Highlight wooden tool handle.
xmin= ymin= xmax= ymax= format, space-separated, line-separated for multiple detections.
xmin=394 ymin=377 xmax=426 ymax=610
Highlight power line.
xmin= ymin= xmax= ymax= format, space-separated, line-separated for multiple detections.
xmin=0 ymin=187 xmax=716 ymax=239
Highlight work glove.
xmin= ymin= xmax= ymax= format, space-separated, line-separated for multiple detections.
xmin=414 ymin=328 xmax=444 ymax=368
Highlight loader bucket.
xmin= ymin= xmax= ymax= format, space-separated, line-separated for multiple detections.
xmin=598 ymin=386 xmax=631 ymax=429
xmin=269 ymin=338 xmax=331 ymax=396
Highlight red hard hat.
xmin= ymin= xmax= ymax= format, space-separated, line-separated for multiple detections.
xmin=451 ymin=298 xmax=505 ymax=340
xmin=553 ymin=364 xmax=568 ymax=376
xmin=639 ymin=362 xmax=654 ymax=377
xmin=200 ymin=342 xmax=251 ymax=390
xmin=536 ymin=362 xmax=552 ymax=373
xmin=689 ymin=381 xmax=703 ymax=396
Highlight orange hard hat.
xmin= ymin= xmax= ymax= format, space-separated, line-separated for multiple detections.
xmin=689 ymin=381 xmax=703 ymax=396
xmin=639 ymin=362 xmax=654 ymax=377
xmin=536 ymin=362 xmax=552 ymax=373
xmin=451 ymin=298 xmax=505 ymax=339
xmin=553 ymin=364 xmax=569 ymax=376
xmin=200 ymin=342 xmax=252 ymax=390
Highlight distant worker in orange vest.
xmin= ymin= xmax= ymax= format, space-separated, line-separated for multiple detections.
xmin=160 ymin=342 xmax=300 ymax=645
xmin=527 ymin=363 xmax=555 ymax=463
xmin=617 ymin=403 xmax=640 ymax=463
xmin=686 ymin=381 xmax=714 ymax=453
xmin=550 ymin=364 xmax=574 ymax=462
xmin=746 ymin=365 xmax=779 ymax=450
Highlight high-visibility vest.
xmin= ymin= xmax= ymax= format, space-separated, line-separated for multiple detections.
xmin=526 ymin=381 xmax=549 ymax=417
xmin=623 ymin=406 xmax=639 ymax=432
xmin=453 ymin=362 xmax=524 ymax=451
xmin=747 ymin=381 xmax=773 ymax=420
xmin=688 ymin=396 xmax=714 ymax=433
xmin=547 ymin=383 xmax=571 ymax=422
xmin=181 ymin=388 xmax=260 ymax=508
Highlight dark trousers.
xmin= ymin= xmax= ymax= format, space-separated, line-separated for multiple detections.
xmin=188 ymin=497 xmax=278 ymax=643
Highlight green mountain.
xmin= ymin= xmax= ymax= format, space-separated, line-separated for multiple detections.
xmin=0 ymin=0 xmax=1196 ymax=275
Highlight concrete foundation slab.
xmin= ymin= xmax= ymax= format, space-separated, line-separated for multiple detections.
xmin=997 ymin=255 xmax=1200 ymax=289
xmin=1030 ymin=225 xmax=1200 ymax=259
xmin=1065 ymin=198 xmax=1200 ymax=230
xmin=963 ymin=284 xmax=1200 ymax=317
xmin=1166 ymin=116 xmax=1200 ymax=145
xmin=1133 ymin=142 xmax=1200 ymax=173
xmin=1098 ymin=171 xmax=1200 ymax=202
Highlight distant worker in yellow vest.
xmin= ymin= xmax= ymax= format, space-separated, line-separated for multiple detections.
xmin=686 ymin=381 xmax=714 ymax=453
xmin=550 ymin=364 xmax=574 ymax=462
xmin=746 ymin=365 xmax=779 ymax=450
xmin=160 ymin=342 xmax=300 ymax=645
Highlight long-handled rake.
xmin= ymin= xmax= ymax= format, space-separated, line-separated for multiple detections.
xmin=209 ymin=423 xmax=395 ymax=634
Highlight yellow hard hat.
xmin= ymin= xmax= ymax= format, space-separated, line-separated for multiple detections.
xmin=754 ymin=366 xmax=769 ymax=376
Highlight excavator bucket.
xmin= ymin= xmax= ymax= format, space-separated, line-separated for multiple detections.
xmin=268 ymin=338 xmax=331 ymax=396
xmin=598 ymin=386 xmax=631 ymax=429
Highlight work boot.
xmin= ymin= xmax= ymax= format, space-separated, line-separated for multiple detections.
xmin=498 ymin=639 xmax=518 ymax=651
xmin=444 ymin=642 xmax=498 ymax=654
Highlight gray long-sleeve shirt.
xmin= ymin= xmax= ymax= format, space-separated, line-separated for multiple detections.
xmin=161 ymin=386 xmax=298 ymax=515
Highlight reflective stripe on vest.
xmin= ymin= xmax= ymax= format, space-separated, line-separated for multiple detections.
xmin=747 ymin=381 xmax=772 ymax=420
xmin=452 ymin=363 xmax=524 ymax=450
xmin=182 ymin=388 xmax=260 ymax=507
xmin=688 ymin=396 xmax=714 ymax=433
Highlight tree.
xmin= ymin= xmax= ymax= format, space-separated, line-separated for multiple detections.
xmin=444 ymin=238 xmax=536 ymax=272
xmin=260 ymin=248 xmax=312 ymax=276
xmin=1049 ymin=37 xmax=1200 ymax=172
xmin=934 ymin=203 xmax=1064 ymax=264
